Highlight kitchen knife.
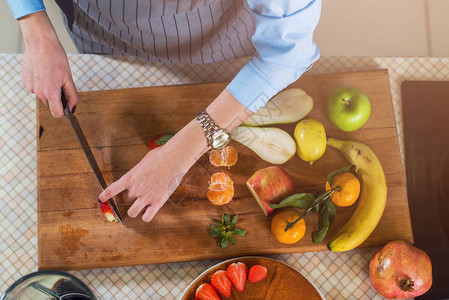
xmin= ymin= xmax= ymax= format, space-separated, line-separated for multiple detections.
xmin=60 ymin=90 xmax=125 ymax=226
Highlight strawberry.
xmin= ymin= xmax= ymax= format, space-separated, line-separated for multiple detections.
xmin=99 ymin=201 xmax=117 ymax=223
xmin=195 ymin=283 xmax=221 ymax=300
xmin=146 ymin=131 xmax=174 ymax=150
xmin=211 ymin=270 xmax=232 ymax=298
xmin=226 ymin=262 xmax=248 ymax=292
xmin=248 ymin=265 xmax=267 ymax=283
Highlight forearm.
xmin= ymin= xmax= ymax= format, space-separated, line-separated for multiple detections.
xmin=19 ymin=11 xmax=58 ymax=47
xmin=206 ymin=88 xmax=252 ymax=132
xmin=165 ymin=89 xmax=251 ymax=166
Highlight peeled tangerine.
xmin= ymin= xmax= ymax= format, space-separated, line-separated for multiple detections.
xmin=294 ymin=118 xmax=326 ymax=164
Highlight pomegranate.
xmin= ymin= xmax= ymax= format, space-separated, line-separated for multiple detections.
xmin=369 ymin=240 xmax=432 ymax=299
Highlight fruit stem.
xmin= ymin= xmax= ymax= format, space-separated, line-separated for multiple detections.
xmin=398 ymin=277 xmax=415 ymax=292
xmin=284 ymin=187 xmax=339 ymax=232
xmin=342 ymin=98 xmax=351 ymax=107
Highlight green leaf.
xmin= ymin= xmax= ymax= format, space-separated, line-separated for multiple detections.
xmin=220 ymin=237 xmax=229 ymax=248
xmin=210 ymin=213 xmax=246 ymax=248
xmin=210 ymin=224 xmax=221 ymax=231
xmin=327 ymin=165 xmax=356 ymax=187
xmin=231 ymin=215 xmax=238 ymax=227
xmin=223 ymin=214 xmax=231 ymax=226
xmin=209 ymin=230 xmax=221 ymax=238
xmin=209 ymin=225 xmax=222 ymax=238
xmin=156 ymin=131 xmax=175 ymax=146
xmin=327 ymin=202 xmax=336 ymax=225
xmin=233 ymin=228 xmax=247 ymax=236
xmin=312 ymin=202 xmax=337 ymax=243
xmin=267 ymin=193 xmax=316 ymax=210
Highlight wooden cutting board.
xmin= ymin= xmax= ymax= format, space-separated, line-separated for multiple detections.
xmin=37 ymin=69 xmax=413 ymax=270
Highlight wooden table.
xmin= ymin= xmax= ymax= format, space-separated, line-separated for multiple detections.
xmin=4 ymin=54 xmax=445 ymax=299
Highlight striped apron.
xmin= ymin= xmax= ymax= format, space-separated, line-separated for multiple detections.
xmin=64 ymin=0 xmax=256 ymax=64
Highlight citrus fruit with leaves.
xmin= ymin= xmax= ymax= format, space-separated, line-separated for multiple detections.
xmin=271 ymin=209 xmax=306 ymax=244
xmin=209 ymin=146 xmax=238 ymax=167
xmin=207 ymin=172 xmax=234 ymax=205
xmin=325 ymin=171 xmax=360 ymax=207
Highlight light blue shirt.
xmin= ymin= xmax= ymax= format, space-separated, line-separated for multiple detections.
xmin=7 ymin=0 xmax=45 ymax=20
xmin=228 ymin=0 xmax=321 ymax=111
xmin=7 ymin=0 xmax=321 ymax=112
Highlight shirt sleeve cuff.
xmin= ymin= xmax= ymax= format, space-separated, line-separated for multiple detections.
xmin=7 ymin=0 xmax=45 ymax=19
xmin=227 ymin=57 xmax=315 ymax=113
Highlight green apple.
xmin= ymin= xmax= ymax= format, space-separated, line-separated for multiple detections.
xmin=326 ymin=87 xmax=371 ymax=132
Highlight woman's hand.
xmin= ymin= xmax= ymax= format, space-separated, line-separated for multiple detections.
xmin=19 ymin=11 xmax=78 ymax=117
xmin=98 ymin=120 xmax=208 ymax=222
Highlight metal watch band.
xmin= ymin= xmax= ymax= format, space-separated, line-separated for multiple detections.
xmin=195 ymin=110 xmax=218 ymax=149
xmin=195 ymin=110 xmax=228 ymax=149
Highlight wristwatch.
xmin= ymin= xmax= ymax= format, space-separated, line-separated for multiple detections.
xmin=195 ymin=110 xmax=231 ymax=150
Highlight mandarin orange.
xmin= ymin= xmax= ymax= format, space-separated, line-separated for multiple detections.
xmin=271 ymin=210 xmax=306 ymax=244
xmin=209 ymin=146 xmax=238 ymax=167
xmin=207 ymin=172 xmax=234 ymax=205
xmin=325 ymin=171 xmax=360 ymax=207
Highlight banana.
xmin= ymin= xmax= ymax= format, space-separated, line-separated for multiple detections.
xmin=327 ymin=138 xmax=387 ymax=252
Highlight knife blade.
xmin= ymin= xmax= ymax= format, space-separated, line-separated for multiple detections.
xmin=60 ymin=90 xmax=125 ymax=226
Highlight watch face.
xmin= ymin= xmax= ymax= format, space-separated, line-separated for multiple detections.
xmin=212 ymin=131 xmax=231 ymax=149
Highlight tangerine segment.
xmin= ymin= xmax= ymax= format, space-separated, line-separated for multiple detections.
xmin=325 ymin=171 xmax=361 ymax=207
xmin=209 ymin=146 xmax=238 ymax=167
xmin=271 ymin=210 xmax=306 ymax=244
xmin=207 ymin=172 xmax=234 ymax=205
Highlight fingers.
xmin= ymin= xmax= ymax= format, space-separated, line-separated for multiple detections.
xmin=63 ymin=78 xmax=79 ymax=112
xmin=99 ymin=177 xmax=126 ymax=203
xmin=47 ymin=89 xmax=65 ymax=118
xmin=141 ymin=198 xmax=166 ymax=223
xmin=121 ymin=190 xmax=135 ymax=203
xmin=127 ymin=197 xmax=151 ymax=219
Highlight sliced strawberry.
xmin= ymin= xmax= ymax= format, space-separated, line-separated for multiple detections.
xmin=195 ymin=283 xmax=221 ymax=300
xmin=146 ymin=131 xmax=175 ymax=150
xmin=226 ymin=262 xmax=248 ymax=292
xmin=248 ymin=265 xmax=267 ymax=284
xmin=211 ymin=270 xmax=232 ymax=298
xmin=99 ymin=201 xmax=117 ymax=223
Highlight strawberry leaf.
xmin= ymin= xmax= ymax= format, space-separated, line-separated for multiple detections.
xmin=231 ymin=215 xmax=238 ymax=227
xmin=224 ymin=214 xmax=231 ymax=226
xmin=209 ymin=213 xmax=246 ymax=248
xmin=220 ymin=236 xmax=229 ymax=248
xmin=155 ymin=131 xmax=175 ymax=146
xmin=233 ymin=228 xmax=246 ymax=236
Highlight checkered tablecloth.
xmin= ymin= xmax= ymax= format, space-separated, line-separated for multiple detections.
xmin=1 ymin=54 xmax=448 ymax=299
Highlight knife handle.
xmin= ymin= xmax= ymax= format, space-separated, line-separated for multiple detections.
xmin=60 ymin=88 xmax=69 ymax=111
